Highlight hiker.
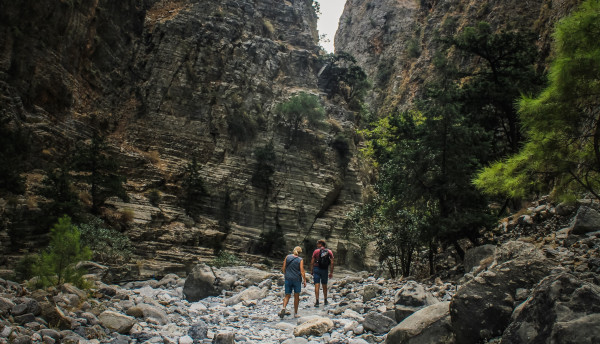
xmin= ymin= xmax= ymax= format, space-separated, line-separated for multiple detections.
xmin=310 ymin=239 xmax=334 ymax=306
xmin=280 ymin=246 xmax=306 ymax=318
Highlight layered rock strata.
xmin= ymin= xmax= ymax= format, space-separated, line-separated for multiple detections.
xmin=0 ymin=0 xmax=367 ymax=275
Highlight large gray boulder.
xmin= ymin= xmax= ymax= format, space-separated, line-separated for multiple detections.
xmin=125 ymin=303 xmax=169 ymax=325
xmin=293 ymin=317 xmax=334 ymax=337
xmin=224 ymin=286 xmax=268 ymax=306
xmin=363 ymin=284 xmax=384 ymax=303
xmin=183 ymin=264 xmax=236 ymax=302
xmin=450 ymin=241 xmax=552 ymax=343
xmin=395 ymin=281 xmax=439 ymax=308
xmin=98 ymin=311 xmax=136 ymax=334
xmin=571 ymin=206 xmax=600 ymax=235
xmin=502 ymin=273 xmax=600 ymax=343
xmin=464 ymin=244 xmax=496 ymax=273
xmin=220 ymin=266 xmax=275 ymax=287
xmin=386 ymin=301 xmax=454 ymax=344
xmin=361 ymin=312 xmax=396 ymax=334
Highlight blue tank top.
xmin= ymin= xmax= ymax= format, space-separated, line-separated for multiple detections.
xmin=284 ymin=254 xmax=302 ymax=282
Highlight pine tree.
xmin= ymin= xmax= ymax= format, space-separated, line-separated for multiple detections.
xmin=72 ymin=132 xmax=128 ymax=213
xmin=39 ymin=165 xmax=81 ymax=225
xmin=475 ymin=0 xmax=600 ymax=200
xmin=182 ymin=157 xmax=207 ymax=215
xmin=33 ymin=215 xmax=92 ymax=287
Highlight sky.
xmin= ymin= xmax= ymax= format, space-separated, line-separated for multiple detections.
xmin=317 ymin=0 xmax=347 ymax=53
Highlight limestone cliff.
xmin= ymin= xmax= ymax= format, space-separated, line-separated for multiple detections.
xmin=0 ymin=0 xmax=366 ymax=278
xmin=335 ymin=0 xmax=583 ymax=114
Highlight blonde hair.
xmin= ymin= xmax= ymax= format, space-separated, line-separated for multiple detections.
xmin=293 ymin=246 xmax=302 ymax=255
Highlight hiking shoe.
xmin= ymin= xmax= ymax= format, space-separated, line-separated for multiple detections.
xmin=278 ymin=309 xmax=286 ymax=318
xmin=324 ymin=300 xmax=328 ymax=306
xmin=293 ymin=313 xmax=300 ymax=318
xmin=314 ymin=301 xmax=319 ymax=307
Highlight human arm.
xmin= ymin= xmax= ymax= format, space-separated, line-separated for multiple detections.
xmin=282 ymin=256 xmax=287 ymax=274
xmin=329 ymin=250 xmax=334 ymax=278
xmin=300 ymin=259 xmax=306 ymax=287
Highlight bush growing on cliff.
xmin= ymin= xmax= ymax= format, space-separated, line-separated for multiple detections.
xmin=318 ymin=52 xmax=371 ymax=109
xmin=72 ymin=132 xmax=128 ymax=214
xmin=275 ymin=92 xmax=326 ymax=146
xmin=79 ymin=217 xmax=132 ymax=264
xmin=182 ymin=157 xmax=207 ymax=215
xmin=146 ymin=188 xmax=161 ymax=206
xmin=251 ymin=141 xmax=277 ymax=192
xmin=210 ymin=251 xmax=240 ymax=267
xmin=39 ymin=165 xmax=81 ymax=226
xmin=32 ymin=215 xmax=92 ymax=288
xmin=0 ymin=115 xmax=28 ymax=194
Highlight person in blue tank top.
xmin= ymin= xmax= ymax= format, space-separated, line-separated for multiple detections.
xmin=279 ymin=246 xmax=306 ymax=318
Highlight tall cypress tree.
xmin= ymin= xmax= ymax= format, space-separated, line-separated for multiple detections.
xmin=72 ymin=132 xmax=128 ymax=214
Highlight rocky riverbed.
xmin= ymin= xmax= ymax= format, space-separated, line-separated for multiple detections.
xmin=1 ymin=199 xmax=600 ymax=344
xmin=0 ymin=266 xmax=457 ymax=344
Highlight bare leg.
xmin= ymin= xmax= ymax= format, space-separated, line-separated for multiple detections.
xmin=293 ymin=293 xmax=300 ymax=315
xmin=283 ymin=294 xmax=291 ymax=309
xmin=314 ymin=283 xmax=320 ymax=304
xmin=323 ymin=283 xmax=328 ymax=303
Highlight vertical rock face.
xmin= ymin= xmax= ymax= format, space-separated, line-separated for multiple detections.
xmin=335 ymin=0 xmax=583 ymax=113
xmin=0 ymin=0 xmax=367 ymax=275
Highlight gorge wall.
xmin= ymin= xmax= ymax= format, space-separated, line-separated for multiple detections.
xmin=0 ymin=0 xmax=587 ymax=279
xmin=0 ymin=0 xmax=367 ymax=278
xmin=335 ymin=0 xmax=583 ymax=114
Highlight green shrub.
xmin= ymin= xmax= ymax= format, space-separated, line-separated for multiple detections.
xmin=332 ymin=133 xmax=351 ymax=168
xmin=32 ymin=215 xmax=92 ymax=288
xmin=226 ymin=110 xmax=258 ymax=142
xmin=79 ymin=217 xmax=132 ymax=264
xmin=406 ymin=39 xmax=421 ymax=58
xmin=210 ymin=251 xmax=240 ymax=267
xmin=14 ymin=254 xmax=38 ymax=282
xmin=251 ymin=141 xmax=277 ymax=192
xmin=147 ymin=189 xmax=161 ymax=206
xmin=183 ymin=157 xmax=207 ymax=214
xmin=275 ymin=92 xmax=326 ymax=146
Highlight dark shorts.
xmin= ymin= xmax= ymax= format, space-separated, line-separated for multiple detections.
xmin=313 ymin=267 xmax=329 ymax=285
xmin=284 ymin=279 xmax=302 ymax=294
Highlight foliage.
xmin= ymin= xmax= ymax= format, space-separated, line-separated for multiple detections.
xmin=349 ymin=203 xmax=424 ymax=277
xmin=0 ymin=115 xmax=28 ymax=194
xmin=275 ymin=92 xmax=326 ymax=146
xmin=182 ymin=157 xmax=207 ymax=215
xmin=475 ymin=0 xmax=600 ymax=200
xmin=226 ymin=109 xmax=258 ymax=142
xmin=146 ymin=189 xmax=161 ymax=206
xmin=312 ymin=1 xmax=321 ymax=17
xmin=72 ymin=132 xmax=128 ymax=214
xmin=32 ymin=215 xmax=92 ymax=288
xmin=376 ymin=59 xmax=394 ymax=86
xmin=449 ymin=21 xmax=544 ymax=157
xmin=331 ymin=133 xmax=351 ymax=168
xmin=79 ymin=217 xmax=132 ymax=264
xmin=251 ymin=141 xmax=277 ymax=192
xmin=38 ymin=165 xmax=81 ymax=225
xmin=255 ymin=223 xmax=287 ymax=258
xmin=14 ymin=254 xmax=38 ymax=282
xmin=318 ymin=52 xmax=371 ymax=109
xmin=210 ymin=250 xmax=240 ymax=267
xmin=357 ymin=104 xmax=494 ymax=271
xmin=406 ymin=39 xmax=421 ymax=58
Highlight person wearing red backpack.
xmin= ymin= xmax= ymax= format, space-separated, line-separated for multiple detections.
xmin=310 ymin=239 xmax=334 ymax=307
